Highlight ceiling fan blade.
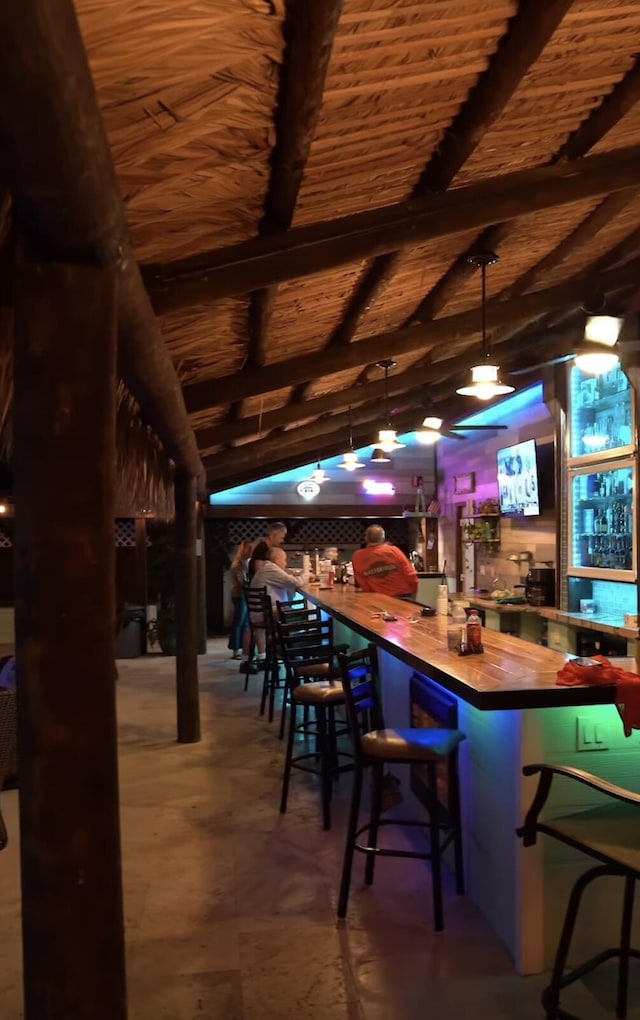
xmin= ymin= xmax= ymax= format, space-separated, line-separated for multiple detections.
xmin=440 ymin=428 xmax=466 ymax=441
xmin=509 ymin=353 xmax=574 ymax=376
xmin=449 ymin=424 xmax=508 ymax=431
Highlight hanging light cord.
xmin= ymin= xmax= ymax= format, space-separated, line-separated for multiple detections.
xmin=481 ymin=261 xmax=489 ymax=360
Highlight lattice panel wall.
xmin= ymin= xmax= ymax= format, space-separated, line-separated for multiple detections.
xmin=226 ymin=517 xmax=407 ymax=549
xmin=115 ymin=519 xmax=136 ymax=548
xmin=0 ymin=525 xmax=11 ymax=549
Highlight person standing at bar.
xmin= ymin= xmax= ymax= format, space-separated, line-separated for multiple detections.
xmin=352 ymin=524 xmax=418 ymax=598
xmin=227 ymin=538 xmax=252 ymax=659
xmin=248 ymin=521 xmax=288 ymax=580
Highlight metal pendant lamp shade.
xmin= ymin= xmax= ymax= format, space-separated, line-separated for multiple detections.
xmin=375 ymin=360 xmax=405 ymax=450
xmin=371 ymin=447 xmax=391 ymax=464
xmin=339 ymin=406 xmax=365 ymax=470
xmin=311 ymin=462 xmax=327 ymax=484
xmin=456 ymin=253 xmax=514 ymax=401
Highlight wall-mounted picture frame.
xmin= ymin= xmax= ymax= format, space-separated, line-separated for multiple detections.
xmin=454 ymin=472 xmax=476 ymax=495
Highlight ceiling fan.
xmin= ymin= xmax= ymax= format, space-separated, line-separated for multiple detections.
xmin=391 ymin=389 xmax=508 ymax=443
xmin=510 ymin=309 xmax=640 ymax=377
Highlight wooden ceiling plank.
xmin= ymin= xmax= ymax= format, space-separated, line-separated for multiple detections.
xmin=184 ymin=258 xmax=639 ymax=413
xmin=0 ymin=0 xmax=202 ymax=478
xmin=145 ymin=145 xmax=640 ymax=313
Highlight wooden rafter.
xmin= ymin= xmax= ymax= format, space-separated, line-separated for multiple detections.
xmin=0 ymin=0 xmax=202 ymax=478
xmin=184 ymin=259 xmax=639 ymax=412
xmin=143 ymin=146 xmax=640 ymax=313
xmin=319 ymin=0 xmax=574 ymax=356
xmin=244 ymin=0 xmax=342 ymax=372
xmin=403 ymin=55 xmax=640 ymax=348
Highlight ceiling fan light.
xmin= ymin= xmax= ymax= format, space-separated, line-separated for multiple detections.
xmin=421 ymin=415 xmax=443 ymax=430
xmin=415 ymin=428 xmax=441 ymax=446
xmin=574 ymin=350 xmax=620 ymax=375
xmin=584 ymin=314 xmax=623 ymax=347
xmin=371 ymin=447 xmax=391 ymax=463
xmin=339 ymin=450 xmax=364 ymax=470
xmin=456 ymin=362 xmax=514 ymax=400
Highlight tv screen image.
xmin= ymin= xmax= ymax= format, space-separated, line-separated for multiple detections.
xmin=497 ymin=438 xmax=540 ymax=517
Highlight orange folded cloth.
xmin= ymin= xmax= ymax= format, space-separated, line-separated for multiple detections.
xmin=556 ymin=655 xmax=640 ymax=737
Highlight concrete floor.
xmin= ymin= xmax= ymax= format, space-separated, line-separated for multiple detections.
xmin=0 ymin=640 xmax=638 ymax=1018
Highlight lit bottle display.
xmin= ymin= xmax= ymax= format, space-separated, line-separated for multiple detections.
xmin=570 ymin=464 xmax=634 ymax=574
xmin=569 ymin=363 xmax=634 ymax=461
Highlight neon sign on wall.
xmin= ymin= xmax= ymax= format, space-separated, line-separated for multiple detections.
xmin=362 ymin=479 xmax=396 ymax=496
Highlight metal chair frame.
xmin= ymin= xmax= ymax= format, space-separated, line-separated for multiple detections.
xmin=337 ymin=645 xmax=465 ymax=932
xmin=518 ymin=763 xmax=640 ymax=1020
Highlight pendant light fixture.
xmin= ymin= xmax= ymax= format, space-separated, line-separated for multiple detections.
xmin=574 ymin=304 xmax=623 ymax=374
xmin=311 ymin=462 xmax=327 ymax=484
xmin=339 ymin=406 xmax=365 ymax=471
xmin=375 ymin=360 xmax=406 ymax=451
xmin=370 ymin=447 xmax=391 ymax=464
xmin=456 ymin=253 xmax=514 ymax=401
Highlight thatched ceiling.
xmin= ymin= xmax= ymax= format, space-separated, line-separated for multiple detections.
xmin=6 ymin=0 xmax=640 ymax=496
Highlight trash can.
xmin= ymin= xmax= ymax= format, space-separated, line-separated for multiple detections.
xmin=116 ymin=605 xmax=146 ymax=658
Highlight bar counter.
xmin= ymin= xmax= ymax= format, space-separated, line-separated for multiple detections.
xmin=299 ymin=584 xmax=621 ymax=711
xmin=300 ymin=582 xmax=639 ymax=976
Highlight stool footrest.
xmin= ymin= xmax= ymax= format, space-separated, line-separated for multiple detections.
xmin=542 ymin=947 xmax=640 ymax=1020
xmin=353 ymin=817 xmax=456 ymax=862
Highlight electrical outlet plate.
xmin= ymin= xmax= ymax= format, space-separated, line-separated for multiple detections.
xmin=576 ymin=715 xmax=609 ymax=751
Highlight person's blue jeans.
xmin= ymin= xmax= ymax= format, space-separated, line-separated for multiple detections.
xmin=228 ymin=595 xmax=249 ymax=652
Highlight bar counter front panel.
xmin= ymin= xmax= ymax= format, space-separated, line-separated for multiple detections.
xmin=300 ymin=585 xmax=640 ymax=977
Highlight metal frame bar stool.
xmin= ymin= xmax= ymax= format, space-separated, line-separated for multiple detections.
xmin=337 ymin=645 xmax=466 ymax=932
xmin=275 ymin=599 xmax=349 ymax=740
xmin=518 ymin=764 xmax=640 ymax=1020
xmin=278 ymin=616 xmax=352 ymax=830
xmin=241 ymin=585 xmax=268 ymax=690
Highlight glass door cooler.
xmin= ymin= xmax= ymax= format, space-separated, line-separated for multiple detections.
xmin=568 ymin=460 xmax=635 ymax=581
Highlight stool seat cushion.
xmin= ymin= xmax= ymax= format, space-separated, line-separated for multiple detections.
xmin=362 ymin=727 xmax=465 ymax=762
xmin=293 ymin=681 xmax=345 ymax=705
xmin=296 ymin=662 xmax=337 ymax=680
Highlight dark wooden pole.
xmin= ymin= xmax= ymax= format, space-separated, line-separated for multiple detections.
xmin=13 ymin=261 xmax=126 ymax=1020
xmin=175 ymin=471 xmax=200 ymax=743
xmin=196 ymin=504 xmax=207 ymax=655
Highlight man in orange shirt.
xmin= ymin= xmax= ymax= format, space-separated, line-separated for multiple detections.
xmin=352 ymin=525 xmax=418 ymax=598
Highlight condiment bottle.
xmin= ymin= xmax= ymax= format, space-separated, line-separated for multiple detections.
xmin=447 ymin=602 xmax=467 ymax=652
xmin=437 ymin=584 xmax=449 ymax=617
xmin=466 ymin=610 xmax=483 ymax=654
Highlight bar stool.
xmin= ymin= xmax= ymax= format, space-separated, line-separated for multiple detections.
xmin=337 ymin=645 xmax=466 ymax=931
xmin=518 ymin=763 xmax=640 ymax=1020
xmin=278 ymin=616 xmax=351 ymax=830
xmin=241 ymin=585 xmax=268 ymax=690
xmin=276 ymin=600 xmax=349 ymax=739
xmin=257 ymin=594 xmax=287 ymax=723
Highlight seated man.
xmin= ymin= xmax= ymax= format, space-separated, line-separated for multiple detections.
xmin=249 ymin=548 xmax=299 ymax=663
xmin=352 ymin=525 xmax=418 ymax=598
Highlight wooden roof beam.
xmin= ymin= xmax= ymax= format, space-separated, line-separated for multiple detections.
xmin=403 ymin=55 xmax=640 ymax=340
xmin=204 ymin=407 xmax=423 ymax=482
xmin=143 ymin=145 xmax=640 ymax=313
xmin=321 ymin=0 xmax=574 ymax=353
xmin=244 ymin=0 xmax=342 ymax=372
xmin=0 ymin=0 xmax=202 ymax=479
xmin=184 ymin=259 xmax=639 ymax=412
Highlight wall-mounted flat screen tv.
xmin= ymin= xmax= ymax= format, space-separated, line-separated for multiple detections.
xmin=496 ymin=438 xmax=540 ymax=517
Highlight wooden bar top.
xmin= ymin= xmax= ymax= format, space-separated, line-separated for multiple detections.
xmin=300 ymin=585 xmax=628 ymax=711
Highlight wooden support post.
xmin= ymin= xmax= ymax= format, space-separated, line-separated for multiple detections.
xmin=175 ymin=471 xmax=200 ymax=742
xmin=13 ymin=262 xmax=126 ymax=1020
xmin=196 ymin=503 xmax=207 ymax=655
